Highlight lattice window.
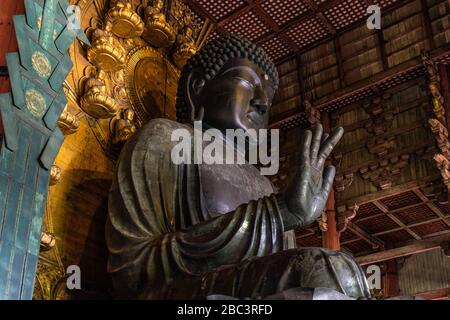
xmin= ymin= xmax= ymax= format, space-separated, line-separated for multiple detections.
xmin=378 ymin=230 xmax=413 ymax=243
xmin=196 ymin=0 xmax=246 ymax=21
xmin=207 ymin=30 xmax=220 ymax=41
xmin=324 ymin=0 xmax=367 ymax=30
xmin=286 ymin=17 xmax=328 ymax=48
xmin=411 ymin=220 xmax=450 ymax=237
xmin=373 ymin=0 xmax=398 ymax=8
xmin=342 ymin=239 xmax=373 ymax=254
xmin=380 ymin=191 xmax=422 ymax=210
xmin=261 ymin=36 xmax=291 ymax=61
xmin=223 ymin=9 xmax=271 ymax=41
xmin=354 ymin=202 xmax=384 ymax=220
xmin=393 ymin=204 xmax=438 ymax=225
xmin=340 ymin=229 xmax=358 ymax=242
xmin=260 ymin=0 xmax=309 ymax=26
xmin=355 ymin=214 xmax=399 ymax=234
xmin=434 ymin=201 xmax=450 ymax=215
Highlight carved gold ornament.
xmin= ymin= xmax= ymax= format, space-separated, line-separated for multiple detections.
xmin=25 ymin=89 xmax=47 ymax=117
xmin=32 ymin=51 xmax=52 ymax=78
xmin=106 ymin=2 xmax=144 ymax=38
xmin=142 ymin=0 xmax=176 ymax=48
xmin=40 ymin=231 xmax=56 ymax=250
xmin=87 ymin=26 xmax=127 ymax=72
xmin=124 ymin=46 xmax=179 ymax=125
xmin=57 ymin=110 xmax=81 ymax=135
xmin=173 ymin=38 xmax=197 ymax=69
xmin=81 ymin=91 xmax=119 ymax=119
xmin=49 ymin=165 xmax=62 ymax=186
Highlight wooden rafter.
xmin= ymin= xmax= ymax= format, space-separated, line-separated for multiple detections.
xmin=412 ymin=189 xmax=450 ymax=229
xmin=373 ymin=200 xmax=422 ymax=241
xmin=356 ymin=233 xmax=450 ymax=265
xmin=347 ymin=221 xmax=385 ymax=249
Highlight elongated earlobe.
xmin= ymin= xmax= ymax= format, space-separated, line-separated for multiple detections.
xmin=186 ymin=72 xmax=206 ymax=122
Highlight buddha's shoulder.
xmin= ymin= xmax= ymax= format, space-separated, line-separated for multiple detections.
xmin=134 ymin=118 xmax=193 ymax=144
xmin=139 ymin=118 xmax=191 ymax=134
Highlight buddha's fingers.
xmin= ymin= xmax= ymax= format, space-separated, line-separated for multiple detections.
xmin=300 ymin=129 xmax=312 ymax=166
xmin=320 ymin=165 xmax=336 ymax=199
xmin=310 ymin=123 xmax=323 ymax=164
xmin=316 ymin=127 xmax=344 ymax=169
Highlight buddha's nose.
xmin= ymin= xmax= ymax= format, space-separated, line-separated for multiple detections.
xmin=250 ymin=88 xmax=269 ymax=115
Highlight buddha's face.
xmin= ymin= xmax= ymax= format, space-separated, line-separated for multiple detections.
xmin=192 ymin=58 xmax=275 ymax=132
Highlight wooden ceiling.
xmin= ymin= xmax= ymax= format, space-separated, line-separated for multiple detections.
xmin=187 ymin=0 xmax=450 ymax=262
xmin=186 ymin=0 xmax=401 ymax=63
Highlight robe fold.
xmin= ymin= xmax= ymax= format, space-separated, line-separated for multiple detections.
xmin=106 ymin=119 xmax=371 ymax=299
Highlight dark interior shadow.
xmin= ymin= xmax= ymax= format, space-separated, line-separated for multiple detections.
xmin=59 ymin=170 xmax=113 ymax=299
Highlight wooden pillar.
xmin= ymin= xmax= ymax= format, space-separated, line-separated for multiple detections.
xmin=322 ymin=190 xmax=340 ymax=250
xmin=321 ymin=112 xmax=340 ymax=250
xmin=383 ymin=259 xmax=400 ymax=298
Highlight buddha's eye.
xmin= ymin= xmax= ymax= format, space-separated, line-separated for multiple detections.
xmin=232 ymin=77 xmax=254 ymax=89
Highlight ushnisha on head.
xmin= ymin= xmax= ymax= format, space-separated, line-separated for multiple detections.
xmin=176 ymin=34 xmax=279 ymax=132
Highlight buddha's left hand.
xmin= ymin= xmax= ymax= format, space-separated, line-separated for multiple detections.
xmin=279 ymin=123 xmax=344 ymax=230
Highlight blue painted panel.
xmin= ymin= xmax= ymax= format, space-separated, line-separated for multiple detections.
xmin=24 ymin=128 xmax=44 ymax=189
xmin=0 ymin=172 xmax=11 ymax=240
xmin=39 ymin=0 xmax=57 ymax=50
xmin=7 ymin=248 xmax=26 ymax=300
xmin=0 ymin=0 xmax=79 ymax=299
xmin=1 ymin=178 xmax=24 ymax=245
xmin=39 ymin=128 xmax=63 ymax=170
xmin=27 ymin=167 xmax=50 ymax=256
xmin=20 ymin=253 xmax=38 ymax=300
xmin=43 ymin=88 xmax=67 ymax=129
xmin=13 ymin=123 xmax=32 ymax=185
xmin=5 ymin=54 xmax=25 ymax=111
xmin=0 ymin=93 xmax=19 ymax=152
xmin=24 ymin=0 xmax=38 ymax=30
xmin=0 ymin=241 xmax=14 ymax=299
xmin=15 ymin=185 xmax=35 ymax=252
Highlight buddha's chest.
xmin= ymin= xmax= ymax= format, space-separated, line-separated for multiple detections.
xmin=199 ymin=162 xmax=275 ymax=216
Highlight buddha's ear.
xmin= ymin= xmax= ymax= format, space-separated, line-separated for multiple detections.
xmin=186 ymin=71 xmax=206 ymax=120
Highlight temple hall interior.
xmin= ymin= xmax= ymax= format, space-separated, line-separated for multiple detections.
xmin=0 ymin=0 xmax=449 ymax=300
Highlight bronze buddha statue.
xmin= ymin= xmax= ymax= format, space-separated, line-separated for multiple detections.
xmin=106 ymin=35 xmax=371 ymax=300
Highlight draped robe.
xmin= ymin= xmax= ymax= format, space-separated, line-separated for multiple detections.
xmin=106 ymin=119 xmax=371 ymax=299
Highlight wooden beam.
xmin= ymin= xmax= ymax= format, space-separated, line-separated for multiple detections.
xmin=304 ymin=0 xmax=336 ymax=35
xmin=296 ymin=54 xmax=306 ymax=106
xmin=376 ymin=29 xmax=389 ymax=71
xmin=356 ymin=233 xmax=450 ymax=265
xmin=347 ymin=221 xmax=385 ymax=249
xmin=336 ymin=175 xmax=441 ymax=207
xmin=412 ymin=189 xmax=450 ymax=229
xmin=254 ymin=0 xmax=342 ymax=45
xmin=420 ymin=0 xmax=435 ymax=51
xmin=343 ymin=217 xmax=450 ymax=244
xmin=334 ymin=35 xmax=345 ymax=87
xmin=216 ymin=2 xmax=254 ymax=27
xmin=373 ymin=201 xmax=422 ymax=240
xmin=416 ymin=287 xmax=450 ymax=300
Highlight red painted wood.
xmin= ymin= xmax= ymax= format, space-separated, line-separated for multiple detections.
xmin=322 ymin=190 xmax=340 ymax=250
xmin=321 ymin=112 xmax=340 ymax=250
xmin=0 ymin=0 xmax=25 ymax=93
xmin=383 ymin=259 xmax=400 ymax=298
